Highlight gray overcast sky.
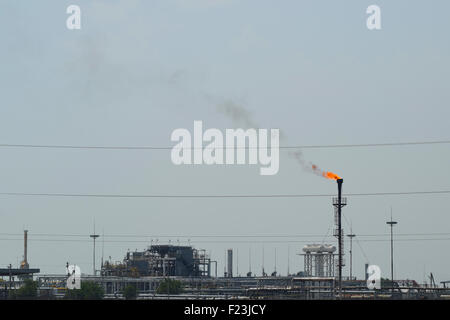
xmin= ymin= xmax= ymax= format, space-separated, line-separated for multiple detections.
xmin=1 ymin=0 xmax=450 ymax=283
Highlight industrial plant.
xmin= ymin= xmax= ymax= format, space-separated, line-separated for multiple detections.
xmin=101 ymin=245 xmax=212 ymax=278
xmin=1 ymin=179 xmax=450 ymax=300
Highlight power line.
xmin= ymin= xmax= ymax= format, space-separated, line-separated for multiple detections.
xmin=0 ymin=238 xmax=448 ymax=244
xmin=287 ymin=141 xmax=450 ymax=149
xmin=0 ymin=140 xmax=449 ymax=150
xmin=0 ymin=190 xmax=449 ymax=198
xmin=0 ymin=231 xmax=449 ymax=238
xmin=2 ymin=232 xmax=335 ymax=238
xmin=342 ymin=213 xmax=371 ymax=263
xmin=354 ymin=236 xmax=371 ymax=263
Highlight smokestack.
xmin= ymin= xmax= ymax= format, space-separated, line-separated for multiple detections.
xmin=21 ymin=230 xmax=29 ymax=269
xmin=24 ymin=230 xmax=28 ymax=264
xmin=365 ymin=263 xmax=369 ymax=280
xmin=337 ymin=179 xmax=343 ymax=199
xmin=337 ymin=179 xmax=343 ymax=297
xmin=227 ymin=249 xmax=233 ymax=278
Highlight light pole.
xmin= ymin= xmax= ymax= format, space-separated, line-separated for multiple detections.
xmin=386 ymin=213 xmax=397 ymax=293
xmin=347 ymin=232 xmax=355 ymax=280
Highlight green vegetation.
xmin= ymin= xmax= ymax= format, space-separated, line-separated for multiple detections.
xmin=65 ymin=281 xmax=104 ymax=300
xmin=9 ymin=279 xmax=38 ymax=299
xmin=123 ymin=284 xmax=138 ymax=300
xmin=156 ymin=278 xmax=183 ymax=294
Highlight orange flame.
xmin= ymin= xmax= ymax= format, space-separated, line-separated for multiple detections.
xmin=323 ymin=171 xmax=341 ymax=180
xmin=291 ymin=151 xmax=341 ymax=181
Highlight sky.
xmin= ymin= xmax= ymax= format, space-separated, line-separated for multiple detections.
xmin=0 ymin=0 xmax=450 ymax=283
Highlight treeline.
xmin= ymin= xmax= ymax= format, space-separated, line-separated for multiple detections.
xmin=5 ymin=278 xmax=184 ymax=300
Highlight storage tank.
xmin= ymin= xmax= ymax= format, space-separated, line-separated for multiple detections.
xmin=303 ymin=244 xmax=336 ymax=253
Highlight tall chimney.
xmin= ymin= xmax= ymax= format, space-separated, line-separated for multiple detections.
xmin=332 ymin=179 xmax=347 ymax=297
xmin=227 ymin=249 xmax=233 ymax=278
xmin=24 ymin=230 xmax=28 ymax=263
xmin=365 ymin=263 xmax=369 ymax=280
xmin=337 ymin=179 xmax=343 ymax=296
xmin=21 ymin=230 xmax=29 ymax=269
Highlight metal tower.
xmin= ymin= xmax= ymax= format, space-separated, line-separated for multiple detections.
xmin=332 ymin=179 xmax=346 ymax=297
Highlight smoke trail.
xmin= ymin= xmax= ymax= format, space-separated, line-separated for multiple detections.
xmin=215 ymin=98 xmax=286 ymax=140
xmin=216 ymin=99 xmax=259 ymax=129
xmin=212 ymin=96 xmax=339 ymax=179
xmin=290 ymin=150 xmax=340 ymax=180
xmin=290 ymin=150 xmax=322 ymax=177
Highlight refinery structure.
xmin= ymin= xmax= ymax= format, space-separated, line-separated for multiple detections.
xmin=5 ymin=235 xmax=450 ymax=300
xmin=101 ymin=245 xmax=212 ymax=278
xmin=2 ymin=179 xmax=450 ymax=300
